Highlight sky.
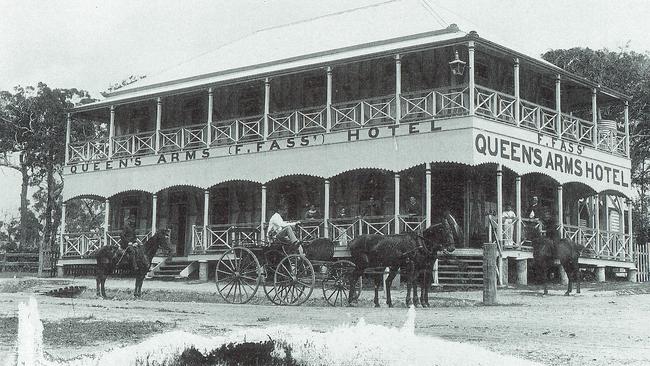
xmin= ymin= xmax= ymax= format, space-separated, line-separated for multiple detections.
xmin=1 ymin=0 xmax=649 ymax=217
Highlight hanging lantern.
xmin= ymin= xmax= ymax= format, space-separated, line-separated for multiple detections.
xmin=449 ymin=50 xmax=466 ymax=76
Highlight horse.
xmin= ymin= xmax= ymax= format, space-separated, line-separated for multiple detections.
xmin=94 ymin=228 xmax=173 ymax=298
xmin=347 ymin=213 xmax=458 ymax=308
xmin=411 ymin=212 xmax=462 ymax=307
xmin=531 ymin=226 xmax=585 ymax=296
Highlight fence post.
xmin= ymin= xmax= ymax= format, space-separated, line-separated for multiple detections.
xmin=483 ymin=243 xmax=497 ymax=305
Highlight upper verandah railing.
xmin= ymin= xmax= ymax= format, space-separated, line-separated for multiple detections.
xmin=66 ymin=84 xmax=628 ymax=164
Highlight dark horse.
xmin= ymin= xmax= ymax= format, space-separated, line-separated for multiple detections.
xmin=531 ymin=226 xmax=585 ymax=295
xmin=347 ymin=212 xmax=458 ymax=307
xmin=94 ymin=228 xmax=172 ymax=298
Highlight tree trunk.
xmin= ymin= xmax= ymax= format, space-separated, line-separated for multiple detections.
xmin=19 ymin=152 xmax=29 ymax=250
xmin=39 ymin=163 xmax=56 ymax=277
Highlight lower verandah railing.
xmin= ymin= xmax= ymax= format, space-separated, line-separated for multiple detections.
xmin=189 ymin=215 xmax=427 ymax=254
xmin=61 ymin=230 xmax=151 ymax=258
xmin=486 ymin=218 xmax=633 ymax=262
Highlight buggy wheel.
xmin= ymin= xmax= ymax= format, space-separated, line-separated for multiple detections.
xmin=274 ymin=254 xmax=315 ymax=306
xmin=215 ymin=247 xmax=260 ymax=304
xmin=322 ymin=260 xmax=362 ymax=306
xmin=262 ymin=265 xmax=284 ymax=305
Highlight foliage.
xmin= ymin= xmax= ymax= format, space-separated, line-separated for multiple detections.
xmin=542 ymin=46 xmax=650 ymax=239
xmin=0 ymin=84 xmax=96 ymax=252
xmin=101 ymin=74 xmax=146 ymax=97
xmin=0 ymin=211 xmax=42 ymax=252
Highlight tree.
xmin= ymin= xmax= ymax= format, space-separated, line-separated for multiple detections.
xmin=542 ymin=46 xmax=650 ymax=241
xmin=101 ymin=74 xmax=146 ymax=97
xmin=0 ymin=84 xmax=96 ymax=274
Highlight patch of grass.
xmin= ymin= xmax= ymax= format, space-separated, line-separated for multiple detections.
xmin=40 ymin=318 xmax=172 ymax=347
xmin=0 ymin=279 xmax=73 ymax=293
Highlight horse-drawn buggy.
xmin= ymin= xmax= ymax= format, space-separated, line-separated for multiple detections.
xmin=214 ymin=211 xmax=460 ymax=307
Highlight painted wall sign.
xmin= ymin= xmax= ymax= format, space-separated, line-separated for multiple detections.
xmin=474 ymin=132 xmax=629 ymax=188
xmin=65 ymin=121 xmax=439 ymax=175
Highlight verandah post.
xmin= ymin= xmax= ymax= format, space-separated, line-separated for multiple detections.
xmin=326 ymin=67 xmax=332 ymax=132
xmin=59 ymin=203 xmax=66 ymax=259
xmin=468 ymin=41 xmax=475 ymax=115
xmin=513 ymin=58 xmax=520 ymax=126
xmin=557 ymin=185 xmax=564 ymax=238
xmin=260 ymin=185 xmax=267 ymax=241
xmin=203 ymin=190 xmax=210 ymax=252
xmin=207 ymin=88 xmax=213 ymax=147
xmin=65 ymin=113 xmax=71 ymax=164
xmin=151 ymin=194 xmax=157 ymax=234
xmin=109 ymin=106 xmax=115 ymax=157
xmin=483 ymin=242 xmax=497 ymax=305
xmin=592 ymin=88 xmax=598 ymax=148
xmin=155 ymin=97 xmax=162 ymax=153
xmin=555 ymin=74 xmax=561 ymax=137
xmin=324 ymin=180 xmax=330 ymax=238
xmin=395 ymin=54 xmax=401 ymax=124
xmin=104 ymin=199 xmax=110 ymax=246
xmin=264 ymin=78 xmax=270 ymax=140
xmin=394 ymin=173 xmax=400 ymax=234
xmin=515 ymin=176 xmax=522 ymax=245
xmin=425 ymin=163 xmax=432 ymax=227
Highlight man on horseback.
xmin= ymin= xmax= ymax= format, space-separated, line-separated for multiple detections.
xmin=119 ymin=216 xmax=140 ymax=271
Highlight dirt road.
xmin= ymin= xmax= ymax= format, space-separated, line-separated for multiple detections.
xmin=1 ymin=276 xmax=649 ymax=365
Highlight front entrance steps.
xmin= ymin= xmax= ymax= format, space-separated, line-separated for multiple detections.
xmin=148 ymin=259 xmax=197 ymax=280
xmin=437 ymin=249 xmax=484 ymax=288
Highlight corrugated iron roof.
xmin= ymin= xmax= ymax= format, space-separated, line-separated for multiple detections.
xmin=74 ymin=0 xmax=629 ymax=111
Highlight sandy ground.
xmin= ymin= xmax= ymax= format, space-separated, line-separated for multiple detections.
xmin=1 ymin=275 xmax=650 ymax=366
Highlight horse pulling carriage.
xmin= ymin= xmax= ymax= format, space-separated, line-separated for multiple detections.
xmin=214 ymin=211 xmax=460 ymax=307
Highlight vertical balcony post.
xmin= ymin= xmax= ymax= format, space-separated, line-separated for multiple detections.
xmin=109 ymin=106 xmax=115 ymax=157
xmin=515 ymin=176 xmax=522 ymax=245
xmin=624 ymin=100 xmax=630 ymax=157
xmin=104 ymin=199 xmax=110 ymax=246
xmin=326 ymin=67 xmax=333 ymax=132
xmin=151 ymin=194 xmax=158 ymax=234
xmin=65 ymin=113 xmax=71 ymax=164
xmin=555 ymin=74 xmax=562 ymax=137
xmin=59 ymin=203 xmax=66 ymax=258
xmin=394 ymin=173 xmax=400 ymax=234
xmin=203 ymin=190 xmax=210 ymax=251
xmin=395 ymin=54 xmax=401 ymax=124
xmin=264 ymin=78 xmax=270 ymax=141
xmin=513 ymin=58 xmax=520 ymax=126
xmin=557 ymin=185 xmax=564 ymax=238
xmin=425 ymin=163 xmax=432 ymax=227
xmin=260 ymin=185 xmax=267 ymax=241
xmin=496 ymin=165 xmax=503 ymax=245
xmin=468 ymin=41 xmax=475 ymax=115
xmin=594 ymin=194 xmax=601 ymax=255
xmin=627 ymin=199 xmax=633 ymax=258
xmin=324 ymin=180 xmax=330 ymax=238
xmin=463 ymin=179 xmax=471 ymax=247
xmin=592 ymin=88 xmax=598 ymax=147
xmin=155 ymin=97 xmax=162 ymax=153
xmin=207 ymin=88 xmax=213 ymax=147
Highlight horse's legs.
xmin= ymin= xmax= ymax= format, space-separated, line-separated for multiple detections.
xmin=95 ymin=276 xmax=101 ymax=297
xmin=348 ymin=269 xmax=363 ymax=306
xmin=564 ymin=263 xmax=573 ymax=296
xmin=422 ymin=268 xmax=431 ymax=307
xmin=134 ymin=278 xmax=140 ymax=298
xmin=373 ymin=274 xmax=382 ymax=308
xmin=100 ymin=277 xmax=107 ymax=298
xmin=385 ymin=266 xmax=398 ymax=308
xmin=575 ymin=265 xmax=581 ymax=294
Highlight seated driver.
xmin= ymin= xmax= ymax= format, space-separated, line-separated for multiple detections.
xmin=267 ymin=207 xmax=300 ymax=246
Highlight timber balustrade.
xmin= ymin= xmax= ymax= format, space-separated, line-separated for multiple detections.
xmin=486 ymin=218 xmax=633 ymax=263
xmin=67 ymin=84 xmax=627 ymax=164
xmin=61 ymin=229 xmax=151 ymax=258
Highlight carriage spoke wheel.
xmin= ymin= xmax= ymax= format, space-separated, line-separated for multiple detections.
xmin=215 ymin=247 xmax=260 ymax=304
xmin=262 ymin=265 xmax=285 ymax=305
xmin=274 ymin=254 xmax=315 ymax=306
xmin=322 ymin=260 xmax=362 ymax=307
